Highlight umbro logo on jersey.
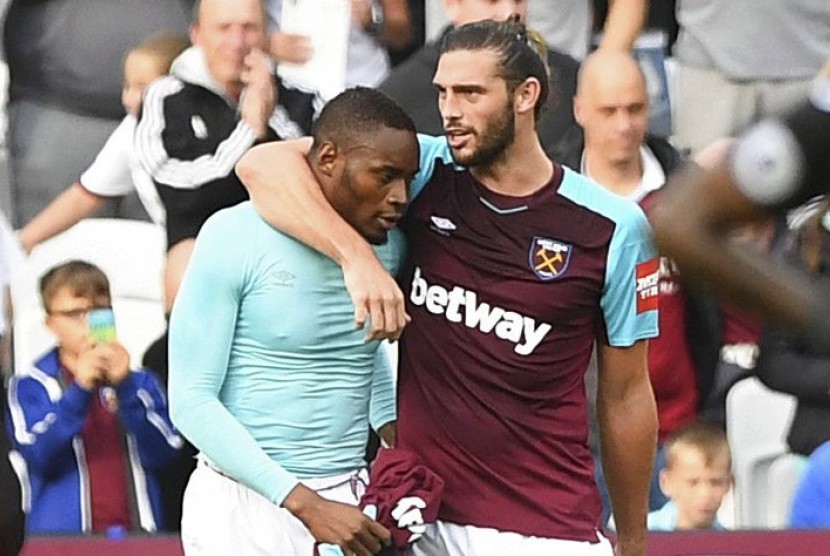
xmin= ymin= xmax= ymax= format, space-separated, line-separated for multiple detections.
xmin=429 ymin=215 xmax=457 ymax=236
xmin=191 ymin=115 xmax=208 ymax=139
xmin=410 ymin=267 xmax=552 ymax=355
xmin=529 ymin=236 xmax=571 ymax=281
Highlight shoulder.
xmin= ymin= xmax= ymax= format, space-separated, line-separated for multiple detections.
xmin=558 ymin=167 xmax=649 ymax=232
xmin=645 ymin=135 xmax=685 ymax=173
xmin=545 ymin=47 xmax=580 ymax=77
xmin=647 ymin=501 xmax=678 ymax=531
xmin=142 ymin=75 xmax=185 ymax=105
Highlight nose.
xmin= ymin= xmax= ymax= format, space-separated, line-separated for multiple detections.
xmin=228 ymin=25 xmax=248 ymax=51
xmin=388 ymin=176 xmax=408 ymax=207
xmin=439 ymin=91 xmax=462 ymax=124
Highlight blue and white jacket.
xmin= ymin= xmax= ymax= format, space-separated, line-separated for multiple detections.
xmin=5 ymin=348 xmax=183 ymax=533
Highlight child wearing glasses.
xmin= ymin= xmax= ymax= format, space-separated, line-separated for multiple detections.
xmin=4 ymin=260 xmax=182 ymax=534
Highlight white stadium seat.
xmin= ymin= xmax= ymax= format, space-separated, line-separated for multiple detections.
xmin=9 ymin=218 xmax=166 ymax=373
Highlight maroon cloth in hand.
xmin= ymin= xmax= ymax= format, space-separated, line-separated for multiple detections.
xmin=361 ymin=448 xmax=444 ymax=550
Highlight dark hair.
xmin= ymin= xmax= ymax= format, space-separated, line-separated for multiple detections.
xmin=311 ymin=86 xmax=416 ymax=150
xmin=40 ymin=260 xmax=111 ymax=312
xmin=440 ymin=14 xmax=550 ymax=120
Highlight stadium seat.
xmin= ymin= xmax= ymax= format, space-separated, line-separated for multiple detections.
xmin=726 ymin=376 xmax=798 ymax=528
xmin=8 ymin=218 xmax=166 ymax=373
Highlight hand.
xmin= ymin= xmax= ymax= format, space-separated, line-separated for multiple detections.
xmin=284 ymin=484 xmax=390 ymax=555
xmin=240 ymin=48 xmax=277 ymax=138
xmin=97 ymin=342 xmax=131 ymax=386
xmin=74 ymin=348 xmax=106 ymax=391
xmin=377 ymin=422 xmax=396 ymax=448
xmin=342 ymin=253 xmax=409 ymax=342
xmin=269 ymin=31 xmax=313 ymax=64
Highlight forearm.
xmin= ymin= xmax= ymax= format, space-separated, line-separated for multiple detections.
xmin=369 ymin=345 xmax=396 ymax=431
xmin=236 ymin=140 xmax=377 ymax=266
xmin=377 ymin=0 xmax=412 ymax=51
xmin=600 ymin=0 xmax=648 ymax=51
xmin=18 ymin=183 xmax=106 ymax=253
xmin=598 ymin=372 xmax=656 ymax=553
xmin=653 ymin=165 xmax=820 ymax=335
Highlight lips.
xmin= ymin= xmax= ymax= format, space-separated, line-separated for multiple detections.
xmin=445 ymin=128 xmax=472 ymax=149
xmin=376 ymin=214 xmax=401 ymax=230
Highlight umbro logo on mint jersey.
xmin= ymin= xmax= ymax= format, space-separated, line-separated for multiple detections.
xmin=430 ymin=215 xmax=457 ymax=236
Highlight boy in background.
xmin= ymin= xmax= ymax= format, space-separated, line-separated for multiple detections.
xmin=5 ymin=260 xmax=182 ymax=534
xmin=648 ymin=421 xmax=732 ymax=531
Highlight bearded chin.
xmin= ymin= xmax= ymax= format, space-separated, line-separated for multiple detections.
xmin=450 ymin=108 xmax=515 ymax=168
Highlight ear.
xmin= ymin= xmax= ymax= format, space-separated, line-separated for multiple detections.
xmin=189 ymin=23 xmax=199 ymax=47
xmin=573 ymin=94 xmax=586 ymax=127
xmin=514 ymin=77 xmax=542 ymax=116
xmin=658 ymin=468 xmax=672 ymax=497
xmin=313 ymin=141 xmax=340 ymax=178
xmin=44 ymin=313 xmax=58 ymax=337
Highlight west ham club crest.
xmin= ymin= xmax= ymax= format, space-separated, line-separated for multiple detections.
xmin=529 ymin=236 xmax=572 ymax=281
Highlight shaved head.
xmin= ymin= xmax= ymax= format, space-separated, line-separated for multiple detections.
xmin=573 ymin=49 xmax=649 ymax=169
xmin=576 ymin=49 xmax=646 ymax=99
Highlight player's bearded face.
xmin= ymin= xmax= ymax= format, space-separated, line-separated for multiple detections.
xmin=448 ymin=95 xmax=516 ymax=168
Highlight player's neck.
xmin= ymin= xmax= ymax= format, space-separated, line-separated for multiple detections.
xmin=471 ymin=132 xmax=552 ymax=197
xmin=583 ymin=148 xmax=643 ymax=198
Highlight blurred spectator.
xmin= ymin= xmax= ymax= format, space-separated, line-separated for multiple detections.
xmin=790 ymin=438 xmax=830 ymax=529
xmin=529 ymin=0 xmax=648 ymax=60
xmin=4 ymin=261 xmax=182 ymax=534
xmin=266 ymin=0 xmax=414 ymax=93
xmin=756 ymin=200 xmax=830 ymax=457
xmin=672 ymin=0 xmax=830 ymax=154
xmin=0 ymin=210 xmax=25 ymax=552
xmin=1 ymin=381 xmax=25 ymax=556
xmin=2 ymin=0 xmax=193 ymax=226
xmin=700 ymin=221 xmax=775 ymax=426
xmin=568 ymin=49 xmax=720 ymax=519
xmin=381 ymin=0 xmax=583 ymax=163
xmin=135 ymin=0 xmax=318 ymax=312
xmin=140 ymin=327 xmax=198 ymax=533
xmin=648 ymin=421 xmax=732 ymax=531
xmin=17 ymin=34 xmax=190 ymax=254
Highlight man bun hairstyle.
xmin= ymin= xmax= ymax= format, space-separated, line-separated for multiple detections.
xmin=440 ymin=14 xmax=550 ymax=120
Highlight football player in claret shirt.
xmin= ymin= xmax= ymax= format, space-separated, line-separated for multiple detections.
xmin=237 ymin=17 xmax=660 ymax=556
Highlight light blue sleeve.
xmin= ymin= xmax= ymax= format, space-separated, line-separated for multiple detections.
xmin=410 ymin=134 xmax=455 ymax=200
xmin=168 ymin=212 xmax=300 ymax=505
xmin=369 ymin=344 xmax=396 ymax=431
xmin=601 ymin=204 xmax=660 ymax=346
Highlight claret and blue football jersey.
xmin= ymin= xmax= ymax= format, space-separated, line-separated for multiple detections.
xmin=395 ymin=135 xmax=658 ymax=541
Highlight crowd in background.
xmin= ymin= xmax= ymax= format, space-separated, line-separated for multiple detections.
xmin=0 ymin=0 xmax=829 ymax=552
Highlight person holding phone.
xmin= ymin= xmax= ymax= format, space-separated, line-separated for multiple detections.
xmin=4 ymin=260 xmax=183 ymax=534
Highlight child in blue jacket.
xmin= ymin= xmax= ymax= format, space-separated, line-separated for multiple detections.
xmin=5 ymin=260 xmax=182 ymax=533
